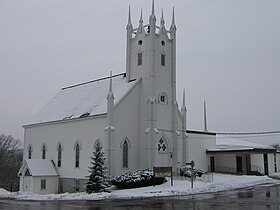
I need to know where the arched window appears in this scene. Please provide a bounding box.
[123,140,128,168]
[42,144,46,159]
[158,137,167,152]
[161,53,165,66]
[158,92,168,105]
[137,52,143,66]
[57,143,62,167]
[27,145,32,159]
[75,142,80,168]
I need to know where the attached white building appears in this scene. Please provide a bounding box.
[18,159,59,194]
[207,136,277,175]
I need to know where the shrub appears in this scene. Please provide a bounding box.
[111,169,166,189]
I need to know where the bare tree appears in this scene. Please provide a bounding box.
[271,144,280,150]
[0,134,22,190]
[0,134,20,166]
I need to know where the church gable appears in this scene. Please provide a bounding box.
[18,159,59,177]
[25,73,137,126]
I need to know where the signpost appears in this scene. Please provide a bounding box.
[186,160,195,188]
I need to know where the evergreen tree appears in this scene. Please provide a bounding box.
[85,141,110,194]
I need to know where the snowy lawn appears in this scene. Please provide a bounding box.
[0,173,279,201]
[270,173,280,179]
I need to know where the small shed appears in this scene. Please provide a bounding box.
[18,159,59,194]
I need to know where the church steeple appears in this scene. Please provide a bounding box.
[124,1,179,174]
[125,2,177,82]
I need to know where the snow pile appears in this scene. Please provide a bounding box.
[270,173,280,179]
[0,188,10,194]
[0,174,279,201]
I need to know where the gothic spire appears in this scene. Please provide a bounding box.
[204,101,208,132]
[107,71,114,100]
[109,71,113,93]
[139,8,143,24]
[151,0,155,16]
[160,9,165,26]
[126,5,133,30]
[137,8,144,33]
[172,7,175,25]
[182,88,186,107]
[150,0,156,22]
[170,7,177,31]
[181,89,187,114]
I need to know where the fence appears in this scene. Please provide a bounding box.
[197,173,214,183]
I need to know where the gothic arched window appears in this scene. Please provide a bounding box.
[158,92,168,105]
[75,142,80,168]
[42,144,46,159]
[27,145,32,159]
[138,52,143,66]
[158,137,167,152]
[122,140,129,168]
[57,143,62,167]
[161,53,165,66]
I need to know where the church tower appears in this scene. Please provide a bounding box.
[126,1,179,172]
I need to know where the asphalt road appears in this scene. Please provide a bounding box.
[1,183,280,210]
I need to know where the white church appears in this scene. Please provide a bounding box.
[18,1,278,194]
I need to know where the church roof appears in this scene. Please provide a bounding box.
[25,73,137,126]
[18,159,59,177]
[207,135,276,153]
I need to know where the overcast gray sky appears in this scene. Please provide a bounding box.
[0,0,280,144]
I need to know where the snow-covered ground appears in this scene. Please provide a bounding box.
[0,173,279,201]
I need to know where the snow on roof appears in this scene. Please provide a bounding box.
[215,135,274,150]
[19,159,59,177]
[25,73,137,125]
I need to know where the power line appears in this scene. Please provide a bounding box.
[216,131,280,135]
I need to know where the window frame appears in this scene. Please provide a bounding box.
[41,179,46,190]
[158,92,168,105]
[27,145,32,159]
[158,137,168,153]
[75,143,80,168]
[137,52,143,66]
[122,140,129,168]
[161,53,165,66]
[42,144,46,159]
[57,144,62,167]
